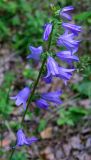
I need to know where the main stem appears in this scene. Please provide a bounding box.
[21,57,46,123]
[9,22,54,160]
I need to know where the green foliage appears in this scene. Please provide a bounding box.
[12,151,27,160]
[0,72,15,118]
[72,55,91,97]
[23,67,38,80]
[57,106,88,126]
[74,11,91,24]
[37,119,47,132]
[72,82,91,98]
[9,121,21,132]
[0,0,48,55]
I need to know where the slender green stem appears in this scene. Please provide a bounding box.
[9,149,15,160]
[9,22,54,160]
[21,57,47,123]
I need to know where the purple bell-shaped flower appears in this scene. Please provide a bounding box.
[56,50,79,64]
[35,98,49,110]
[43,23,52,41]
[57,31,80,51]
[44,56,75,83]
[60,6,74,21]
[41,90,62,104]
[16,129,38,147]
[10,87,30,110]
[44,56,59,80]
[62,23,82,36]
[27,46,43,61]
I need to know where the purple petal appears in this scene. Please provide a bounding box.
[41,90,62,104]
[60,6,74,20]
[62,6,74,12]
[10,87,30,109]
[60,13,72,21]
[59,67,75,72]
[35,99,49,110]
[57,32,80,50]
[17,87,30,102]
[43,75,52,84]
[57,66,75,81]
[56,51,79,63]
[45,56,59,79]
[62,23,82,35]
[15,97,23,106]
[27,46,43,61]
[43,23,52,41]
[16,129,28,146]
[27,137,38,145]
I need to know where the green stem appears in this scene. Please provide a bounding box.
[21,57,47,123]
[9,22,54,160]
[9,149,15,160]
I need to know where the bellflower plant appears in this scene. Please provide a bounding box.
[60,6,74,21]
[9,4,82,160]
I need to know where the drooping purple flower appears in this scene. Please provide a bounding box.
[41,90,62,104]
[44,56,59,80]
[60,6,74,21]
[43,23,52,41]
[58,66,75,83]
[44,56,75,83]
[27,46,43,61]
[56,50,79,64]
[16,129,29,146]
[35,98,49,110]
[62,23,82,35]
[57,31,80,51]
[16,129,38,147]
[10,87,30,110]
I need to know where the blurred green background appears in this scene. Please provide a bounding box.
[0,0,91,54]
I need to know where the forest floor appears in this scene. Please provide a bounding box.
[0,45,91,160]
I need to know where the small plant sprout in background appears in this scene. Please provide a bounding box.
[9,2,82,160]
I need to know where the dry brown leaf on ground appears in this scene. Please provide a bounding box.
[40,127,53,139]
[40,147,55,160]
